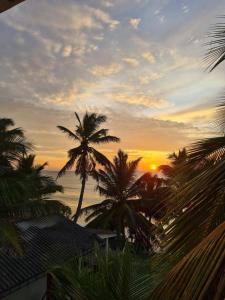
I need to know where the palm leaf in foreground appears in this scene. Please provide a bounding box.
[205,17,225,71]
[150,221,225,300]
[154,102,225,269]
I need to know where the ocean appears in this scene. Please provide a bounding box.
[45,171,102,225]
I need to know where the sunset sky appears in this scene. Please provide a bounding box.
[1,0,225,171]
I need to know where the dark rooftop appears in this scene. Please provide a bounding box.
[0,215,102,298]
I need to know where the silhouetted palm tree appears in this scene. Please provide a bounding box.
[57,112,119,222]
[0,155,70,252]
[158,148,191,189]
[0,118,30,168]
[0,119,70,252]
[135,173,169,222]
[81,150,150,245]
[17,154,64,200]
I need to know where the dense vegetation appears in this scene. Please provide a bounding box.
[0,118,70,252]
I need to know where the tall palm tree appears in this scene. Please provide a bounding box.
[57,112,119,223]
[81,150,150,246]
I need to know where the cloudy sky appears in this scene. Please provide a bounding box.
[1,0,225,171]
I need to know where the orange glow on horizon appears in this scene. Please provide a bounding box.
[35,149,169,172]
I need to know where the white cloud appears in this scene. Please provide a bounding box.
[182,5,189,14]
[129,18,141,29]
[139,73,162,84]
[123,57,139,66]
[154,9,160,15]
[102,1,114,7]
[62,45,73,57]
[142,51,156,63]
[159,15,165,23]
[90,63,122,76]
[106,91,170,109]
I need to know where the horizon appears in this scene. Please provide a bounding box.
[1,0,225,171]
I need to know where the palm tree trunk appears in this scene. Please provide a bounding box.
[73,176,86,223]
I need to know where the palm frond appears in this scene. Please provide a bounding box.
[57,126,80,141]
[150,221,225,300]
[74,112,82,127]
[58,147,82,178]
[90,136,120,144]
[0,118,14,130]
[205,18,225,71]
[89,148,111,166]
[188,136,225,163]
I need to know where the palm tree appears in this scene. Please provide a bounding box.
[0,155,71,252]
[1,154,70,219]
[0,118,31,169]
[135,173,169,223]
[13,154,71,217]
[158,148,191,190]
[57,112,119,223]
[81,150,150,246]
[0,118,70,252]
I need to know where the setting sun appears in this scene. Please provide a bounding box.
[151,164,157,171]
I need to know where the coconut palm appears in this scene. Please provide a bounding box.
[135,173,169,222]
[0,118,31,168]
[0,154,71,252]
[57,112,119,223]
[158,148,192,190]
[81,150,150,246]
[0,118,70,252]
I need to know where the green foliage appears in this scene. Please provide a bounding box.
[0,118,71,251]
[149,104,225,295]
[49,245,152,300]
[0,118,31,168]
